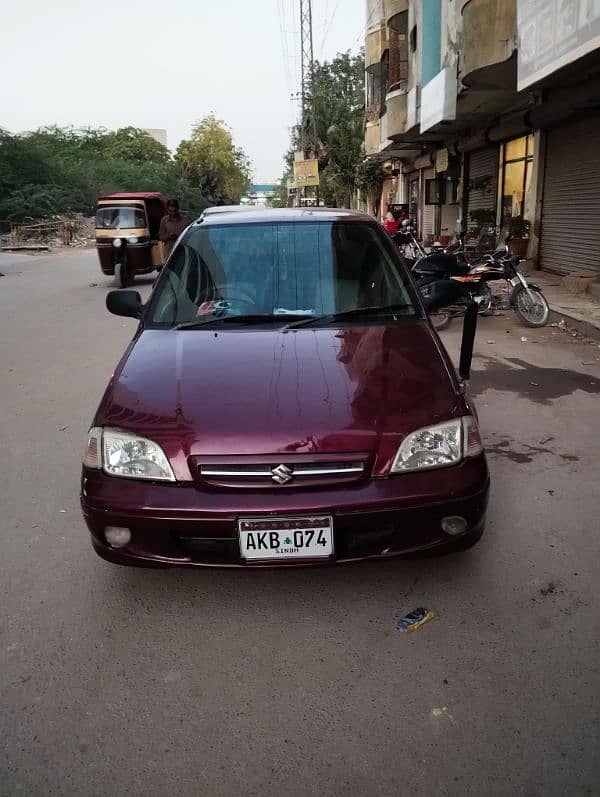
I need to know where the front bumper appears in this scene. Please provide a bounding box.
[81,457,489,567]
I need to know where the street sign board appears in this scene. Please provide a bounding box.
[293,159,320,187]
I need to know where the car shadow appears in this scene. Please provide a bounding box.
[98,544,484,622]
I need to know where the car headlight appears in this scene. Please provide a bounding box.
[128,236,138,244]
[83,427,175,481]
[391,417,483,473]
[113,238,122,248]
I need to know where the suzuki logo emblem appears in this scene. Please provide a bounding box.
[271,464,293,485]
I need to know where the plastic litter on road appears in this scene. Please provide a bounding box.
[394,608,435,632]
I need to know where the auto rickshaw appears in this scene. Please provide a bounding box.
[95,192,167,287]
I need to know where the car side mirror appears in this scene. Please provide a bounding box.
[106,290,143,319]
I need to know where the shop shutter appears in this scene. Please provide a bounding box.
[421,167,435,242]
[540,116,600,276]
[466,147,499,218]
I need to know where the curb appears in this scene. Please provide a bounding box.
[548,308,600,342]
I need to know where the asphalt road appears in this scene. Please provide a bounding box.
[1,250,599,796]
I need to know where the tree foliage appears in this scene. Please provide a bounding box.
[278,50,365,208]
[356,157,385,219]
[175,116,252,205]
[312,51,365,208]
[270,174,291,208]
[0,121,252,229]
[102,126,170,165]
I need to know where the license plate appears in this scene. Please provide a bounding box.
[238,516,333,561]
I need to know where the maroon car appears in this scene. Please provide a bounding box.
[81,209,489,567]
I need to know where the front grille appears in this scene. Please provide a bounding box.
[194,455,370,489]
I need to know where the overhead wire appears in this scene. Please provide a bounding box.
[319,0,342,59]
[317,0,331,59]
[277,0,295,96]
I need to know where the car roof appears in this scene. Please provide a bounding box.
[193,207,374,226]
[201,205,252,216]
[98,192,167,202]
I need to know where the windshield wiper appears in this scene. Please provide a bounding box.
[174,313,305,330]
[282,304,414,331]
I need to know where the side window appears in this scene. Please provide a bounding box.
[134,209,147,228]
[410,25,418,52]
[333,224,412,311]
[151,245,209,323]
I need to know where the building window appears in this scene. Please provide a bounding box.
[499,134,534,226]
[366,63,385,120]
[410,25,418,52]
[387,11,409,93]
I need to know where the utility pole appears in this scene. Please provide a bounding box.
[299,0,319,204]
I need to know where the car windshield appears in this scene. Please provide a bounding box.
[148,221,418,327]
[96,206,147,230]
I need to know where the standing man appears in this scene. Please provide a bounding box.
[159,199,190,261]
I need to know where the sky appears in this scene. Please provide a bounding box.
[0,0,365,182]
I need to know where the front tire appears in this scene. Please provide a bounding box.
[512,286,549,327]
[478,284,494,316]
[114,256,133,289]
[431,311,452,331]
[418,278,452,331]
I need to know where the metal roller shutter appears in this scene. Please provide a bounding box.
[467,147,499,219]
[540,117,600,276]
[421,168,435,242]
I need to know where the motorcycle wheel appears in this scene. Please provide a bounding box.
[478,284,494,316]
[512,286,549,327]
[114,256,132,289]
[431,311,452,331]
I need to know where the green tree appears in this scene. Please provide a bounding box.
[102,127,170,165]
[276,50,365,209]
[270,172,292,208]
[310,51,364,147]
[356,158,385,219]
[311,51,365,208]
[175,115,252,205]
[0,125,211,227]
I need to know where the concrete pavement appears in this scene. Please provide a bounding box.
[1,250,599,796]
[522,266,600,341]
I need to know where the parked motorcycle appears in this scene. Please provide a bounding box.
[413,245,550,330]
[391,224,426,266]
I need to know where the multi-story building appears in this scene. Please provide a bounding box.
[142,128,168,148]
[364,0,600,281]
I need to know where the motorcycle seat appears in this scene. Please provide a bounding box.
[412,253,470,278]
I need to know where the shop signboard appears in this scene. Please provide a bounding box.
[518,0,600,90]
[435,148,449,174]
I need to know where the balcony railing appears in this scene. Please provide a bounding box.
[461,0,517,88]
[385,0,409,25]
[382,89,408,140]
[365,121,381,156]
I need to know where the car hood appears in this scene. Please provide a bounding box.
[97,324,464,478]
